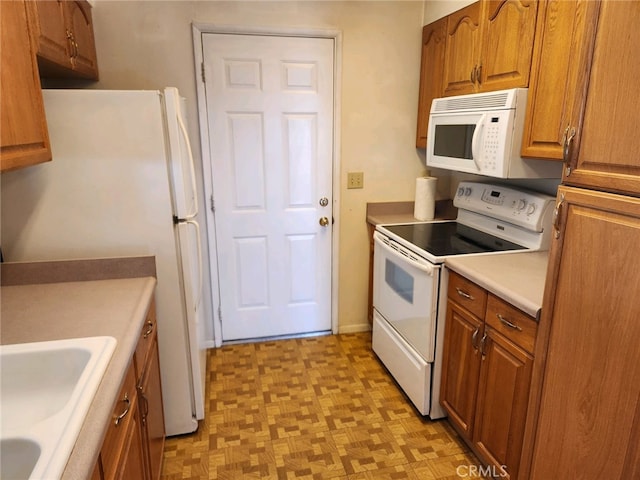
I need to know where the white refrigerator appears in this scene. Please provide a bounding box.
[0,88,207,436]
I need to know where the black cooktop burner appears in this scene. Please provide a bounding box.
[383,222,526,257]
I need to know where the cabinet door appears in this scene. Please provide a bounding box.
[521,0,589,160]
[473,328,533,480]
[64,0,99,79]
[26,0,71,69]
[139,339,166,480]
[440,300,483,437]
[118,409,147,480]
[415,18,447,148]
[478,0,538,91]
[101,366,138,480]
[443,2,482,96]
[527,186,640,479]
[565,1,640,196]
[0,0,51,172]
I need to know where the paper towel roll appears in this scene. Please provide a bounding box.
[414,176,437,221]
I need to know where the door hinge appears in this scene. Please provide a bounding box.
[210,194,215,213]
[217,305,222,323]
[201,62,206,83]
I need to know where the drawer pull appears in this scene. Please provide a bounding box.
[497,314,522,331]
[143,320,154,339]
[456,288,474,300]
[114,393,131,426]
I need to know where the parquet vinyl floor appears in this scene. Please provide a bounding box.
[160,332,484,479]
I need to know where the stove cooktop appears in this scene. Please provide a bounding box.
[381,221,527,258]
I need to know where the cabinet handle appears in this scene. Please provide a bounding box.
[138,384,149,426]
[563,126,576,175]
[66,29,74,59]
[456,287,474,300]
[143,320,154,339]
[470,66,475,83]
[471,327,480,351]
[114,392,131,426]
[553,193,565,240]
[497,314,522,331]
[479,333,487,357]
[476,64,482,84]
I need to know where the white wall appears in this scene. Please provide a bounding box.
[423,0,475,24]
[88,1,428,334]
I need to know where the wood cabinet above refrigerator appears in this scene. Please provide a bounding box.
[26,0,99,80]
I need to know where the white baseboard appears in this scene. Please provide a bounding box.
[338,323,372,334]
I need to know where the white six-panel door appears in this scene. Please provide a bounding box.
[202,33,334,341]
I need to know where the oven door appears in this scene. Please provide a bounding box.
[373,232,440,362]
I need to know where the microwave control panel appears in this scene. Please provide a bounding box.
[478,116,504,173]
[454,181,555,232]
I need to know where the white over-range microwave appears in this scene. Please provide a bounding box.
[426,88,561,179]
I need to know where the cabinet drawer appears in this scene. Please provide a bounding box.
[485,294,537,353]
[448,271,487,318]
[101,364,137,480]
[134,301,156,381]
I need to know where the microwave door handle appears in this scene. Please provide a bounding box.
[471,113,486,171]
[374,233,437,276]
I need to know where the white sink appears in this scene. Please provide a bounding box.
[0,336,116,480]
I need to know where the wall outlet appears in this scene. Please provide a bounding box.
[347,171,364,189]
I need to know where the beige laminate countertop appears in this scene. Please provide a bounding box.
[1,275,156,480]
[366,199,458,226]
[445,251,549,319]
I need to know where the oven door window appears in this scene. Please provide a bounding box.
[385,259,414,303]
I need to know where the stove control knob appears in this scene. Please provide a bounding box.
[517,199,527,211]
[464,187,472,197]
[457,187,465,197]
[527,203,537,216]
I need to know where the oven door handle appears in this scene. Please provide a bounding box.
[374,233,438,276]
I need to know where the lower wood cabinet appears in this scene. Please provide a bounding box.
[94,298,165,480]
[441,271,536,480]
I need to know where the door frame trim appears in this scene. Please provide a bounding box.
[192,23,342,347]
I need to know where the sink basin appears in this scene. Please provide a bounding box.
[0,336,116,480]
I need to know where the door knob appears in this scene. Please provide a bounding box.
[319,197,329,207]
[319,217,329,227]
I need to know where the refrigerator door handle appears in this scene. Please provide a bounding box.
[185,218,203,308]
[175,97,199,219]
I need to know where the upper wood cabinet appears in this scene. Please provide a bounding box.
[27,0,99,79]
[415,18,447,148]
[443,0,538,96]
[442,2,483,96]
[0,0,51,172]
[521,0,591,160]
[562,0,640,196]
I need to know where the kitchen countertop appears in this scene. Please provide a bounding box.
[0,258,156,480]
[445,251,549,319]
[366,199,457,226]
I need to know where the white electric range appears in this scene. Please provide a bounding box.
[372,181,555,418]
